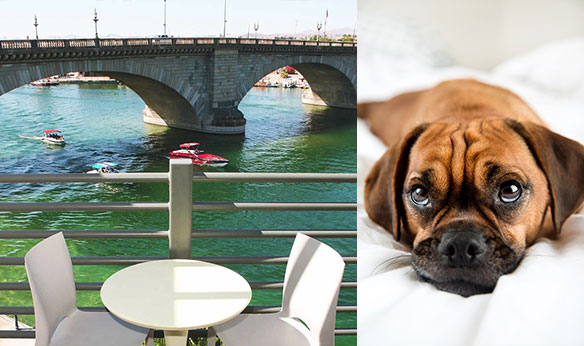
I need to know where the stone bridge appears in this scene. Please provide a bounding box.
[0,37,356,134]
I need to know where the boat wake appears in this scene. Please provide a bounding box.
[18,135,43,140]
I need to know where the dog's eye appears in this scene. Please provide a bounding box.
[499,180,522,203]
[411,185,430,206]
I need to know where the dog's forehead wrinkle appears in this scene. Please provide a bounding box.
[447,125,467,194]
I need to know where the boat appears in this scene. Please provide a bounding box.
[40,130,65,146]
[86,162,119,174]
[169,142,229,167]
[282,78,297,88]
[296,78,309,89]
[254,80,269,87]
[254,79,280,88]
[31,78,60,87]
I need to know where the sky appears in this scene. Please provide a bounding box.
[0,0,356,39]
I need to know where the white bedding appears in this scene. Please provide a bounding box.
[358,38,584,346]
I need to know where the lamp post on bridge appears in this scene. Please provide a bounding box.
[163,0,167,37]
[223,0,227,37]
[93,9,99,39]
[33,15,39,40]
[323,9,328,40]
[253,23,259,39]
[316,22,322,42]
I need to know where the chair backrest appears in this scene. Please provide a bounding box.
[281,233,346,346]
[24,232,77,346]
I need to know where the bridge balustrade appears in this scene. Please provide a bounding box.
[196,38,215,45]
[0,160,357,340]
[174,38,193,45]
[127,39,150,46]
[152,38,173,45]
[0,37,356,52]
[0,41,32,49]
[69,39,96,48]
[37,40,65,48]
[100,39,124,47]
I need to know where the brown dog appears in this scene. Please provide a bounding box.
[360,79,584,297]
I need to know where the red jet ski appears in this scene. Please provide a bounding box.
[169,142,229,167]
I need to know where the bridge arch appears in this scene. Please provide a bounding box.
[0,58,209,132]
[236,55,357,110]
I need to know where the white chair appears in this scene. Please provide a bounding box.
[211,233,346,346]
[25,232,150,346]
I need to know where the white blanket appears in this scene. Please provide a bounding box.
[358,38,584,346]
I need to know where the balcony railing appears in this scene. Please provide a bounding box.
[0,159,357,339]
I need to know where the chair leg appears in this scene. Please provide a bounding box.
[207,327,216,346]
[145,329,154,346]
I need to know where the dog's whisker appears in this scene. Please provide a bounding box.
[523,252,558,259]
[373,254,412,274]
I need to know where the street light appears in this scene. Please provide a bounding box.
[33,15,39,40]
[163,0,167,37]
[93,9,99,39]
[253,23,259,39]
[223,0,227,37]
[316,22,322,42]
[324,9,328,40]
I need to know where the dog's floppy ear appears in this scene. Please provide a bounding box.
[364,124,428,241]
[506,120,584,233]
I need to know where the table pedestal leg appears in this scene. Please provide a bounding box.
[164,329,189,346]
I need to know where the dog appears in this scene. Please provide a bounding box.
[359,79,584,297]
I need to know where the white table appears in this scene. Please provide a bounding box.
[101,259,252,346]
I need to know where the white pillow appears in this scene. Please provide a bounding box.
[358,3,453,68]
[493,36,584,97]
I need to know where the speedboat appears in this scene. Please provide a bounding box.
[87,162,119,174]
[31,78,59,86]
[41,130,65,146]
[254,80,269,87]
[169,142,229,167]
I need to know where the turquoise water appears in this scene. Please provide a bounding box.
[0,84,356,344]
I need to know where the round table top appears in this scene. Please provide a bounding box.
[100,259,252,331]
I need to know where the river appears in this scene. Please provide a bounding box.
[0,83,356,344]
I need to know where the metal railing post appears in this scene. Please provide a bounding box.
[168,159,193,259]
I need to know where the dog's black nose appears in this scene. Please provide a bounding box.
[438,231,487,268]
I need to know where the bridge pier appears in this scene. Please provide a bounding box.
[201,48,246,134]
[143,105,245,134]
[204,107,246,134]
[301,88,327,107]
